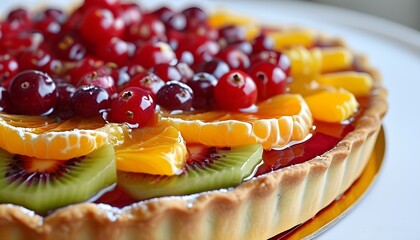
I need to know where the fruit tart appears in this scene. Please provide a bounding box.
[0,1,387,239]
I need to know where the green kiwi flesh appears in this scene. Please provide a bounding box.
[0,144,116,214]
[118,144,263,200]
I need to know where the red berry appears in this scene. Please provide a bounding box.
[82,0,119,12]
[216,46,250,70]
[33,16,62,40]
[250,50,291,76]
[77,68,117,95]
[214,70,257,110]
[182,6,207,30]
[55,34,87,61]
[0,54,19,87]
[80,8,125,44]
[0,86,10,112]
[68,57,104,86]
[18,49,63,76]
[186,72,217,110]
[52,82,76,119]
[248,62,287,100]
[126,14,166,42]
[156,81,193,111]
[164,13,186,31]
[118,3,142,27]
[133,41,176,69]
[219,25,246,45]
[72,85,110,118]
[95,37,134,66]
[251,34,274,53]
[196,59,230,79]
[126,72,164,98]
[8,70,57,115]
[152,63,182,82]
[176,35,219,69]
[109,87,156,127]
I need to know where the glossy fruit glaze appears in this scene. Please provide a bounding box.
[95,97,366,207]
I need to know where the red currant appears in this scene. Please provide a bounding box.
[109,87,156,127]
[250,50,291,76]
[213,70,257,110]
[0,54,19,87]
[52,82,76,120]
[71,85,110,118]
[251,34,274,53]
[156,81,194,111]
[118,3,142,27]
[216,46,250,70]
[8,70,57,115]
[133,41,176,69]
[218,25,246,45]
[248,62,287,100]
[55,34,87,61]
[196,59,230,79]
[77,68,117,95]
[152,63,182,82]
[125,14,166,42]
[80,8,125,44]
[125,72,164,98]
[0,86,10,112]
[95,37,134,66]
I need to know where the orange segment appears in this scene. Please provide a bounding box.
[316,71,374,97]
[115,126,187,176]
[0,114,119,160]
[158,94,312,150]
[304,90,359,123]
[268,29,316,50]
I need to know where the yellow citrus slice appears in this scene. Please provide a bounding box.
[114,126,187,176]
[316,71,374,97]
[0,114,121,160]
[158,94,312,150]
[304,89,359,123]
[268,29,316,50]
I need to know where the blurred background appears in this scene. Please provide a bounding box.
[305,0,420,31]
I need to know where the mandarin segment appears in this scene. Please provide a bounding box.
[316,71,374,97]
[320,47,354,73]
[0,114,114,160]
[159,94,313,149]
[304,90,359,123]
[115,126,187,176]
[268,29,315,50]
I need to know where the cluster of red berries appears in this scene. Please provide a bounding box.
[0,0,291,128]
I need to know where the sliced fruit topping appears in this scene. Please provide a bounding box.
[114,126,187,176]
[316,71,374,97]
[304,90,359,123]
[268,29,315,50]
[0,144,116,213]
[0,114,114,160]
[285,46,353,77]
[159,94,312,149]
[118,143,263,200]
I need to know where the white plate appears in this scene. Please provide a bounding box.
[1,0,420,239]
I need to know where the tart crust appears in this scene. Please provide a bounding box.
[0,38,387,240]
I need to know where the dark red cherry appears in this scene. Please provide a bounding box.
[8,70,57,115]
[248,62,287,100]
[80,8,125,44]
[213,70,257,110]
[133,41,176,69]
[196,59,230,79]
[152,63,182,82]
[71,85,110,118]
[125,72,164,98]
[186,72,217,110]
[109,87,156,127]
[52,82,76,119]
[156,81,194,111]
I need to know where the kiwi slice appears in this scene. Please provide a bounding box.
[118,144,263,200]
[0,144,116,214]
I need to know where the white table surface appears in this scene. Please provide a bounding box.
[1,0,420,239]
